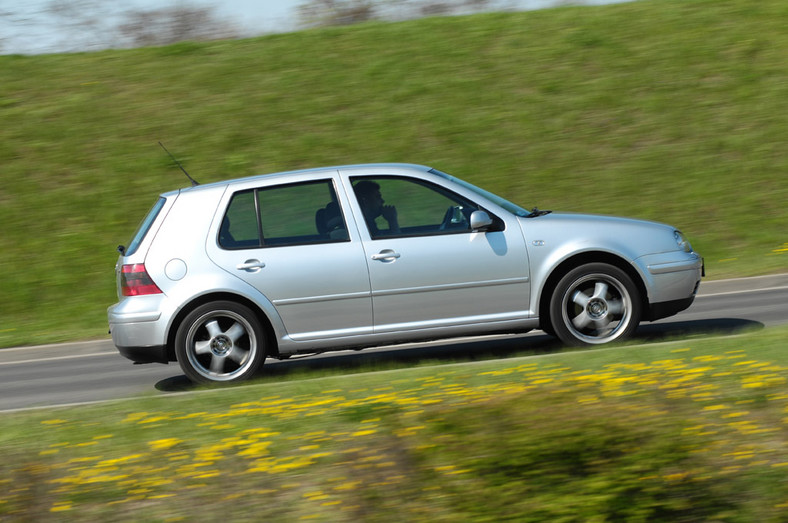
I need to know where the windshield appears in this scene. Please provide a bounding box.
[125,197,166,256]
[429,169,530,217]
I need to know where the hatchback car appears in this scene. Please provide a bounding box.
[108,164,703,383]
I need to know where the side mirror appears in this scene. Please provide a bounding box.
[470,210,494,232]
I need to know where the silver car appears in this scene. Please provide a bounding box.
[108,164,703,383]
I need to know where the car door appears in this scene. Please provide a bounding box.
[344,173,531,333]
[206,176,372,341]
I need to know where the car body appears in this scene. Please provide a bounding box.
[108,163,703,383]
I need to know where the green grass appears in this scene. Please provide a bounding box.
[1,0,787,347]
[1,326,786,520]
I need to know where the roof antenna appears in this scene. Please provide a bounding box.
[158,141,199,186]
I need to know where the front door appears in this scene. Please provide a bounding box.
[347,175,531,333]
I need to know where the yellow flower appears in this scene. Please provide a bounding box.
[148,438,183,451]
[351,429,377,437]
[50,502,72,512]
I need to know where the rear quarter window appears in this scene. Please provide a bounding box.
[125,197,166,256]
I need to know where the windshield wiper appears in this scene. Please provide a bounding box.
[525,207,552,218]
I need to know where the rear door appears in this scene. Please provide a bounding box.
[206,175,372,341]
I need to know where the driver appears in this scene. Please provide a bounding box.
[354,181,400,236]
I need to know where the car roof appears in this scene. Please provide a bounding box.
[161,163,434,198]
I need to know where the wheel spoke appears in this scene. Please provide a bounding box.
[572,310,592,330]
[572,290,591,308]
[205,320,223,338]
[210,354,225,374]
[592,282,609,300]
[194,340,212,355]
[591,317,612,333]
[225,321,247,343]
[607,299,625,316]
[226,345,249,365]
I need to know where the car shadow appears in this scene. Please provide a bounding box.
[154,333,559,392]
[154,317,764,392]
[635,317,764,341]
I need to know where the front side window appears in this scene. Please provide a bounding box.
[350,176,486,240]
[219,180,347,249]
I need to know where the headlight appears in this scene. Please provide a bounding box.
[673,230,692,253]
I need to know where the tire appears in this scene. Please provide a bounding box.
[549,263,641,346]
[540,323,556,337]
[175,301,266,384]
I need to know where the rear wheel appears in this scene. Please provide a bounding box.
[549,263,641,346]
[175,301,266,384]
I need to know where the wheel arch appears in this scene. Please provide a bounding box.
[537,251,649,332]
[165,292,279,361]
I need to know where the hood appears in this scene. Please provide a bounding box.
[518,212,681,257]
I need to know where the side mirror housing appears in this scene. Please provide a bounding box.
[470,210,494,232]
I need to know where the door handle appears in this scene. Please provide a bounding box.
[371,250,401,262]
[236,259,266,271]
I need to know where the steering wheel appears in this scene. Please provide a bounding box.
[439,205,468,231]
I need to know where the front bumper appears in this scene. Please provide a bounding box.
[646,295,697,322]
[116,344,169,364]
[636,251,703,321]
[636,251,703,302]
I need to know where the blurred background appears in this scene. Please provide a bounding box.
[1,0,633,54]
[0,0,786,347]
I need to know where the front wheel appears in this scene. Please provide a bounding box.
[549,263,641,346]
[175,301,266,384]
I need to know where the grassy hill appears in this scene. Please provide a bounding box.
[1,0,786,347]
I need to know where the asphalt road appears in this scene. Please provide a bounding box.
[1,274,786,413]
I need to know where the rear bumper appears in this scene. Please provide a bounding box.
[108,295,173,364]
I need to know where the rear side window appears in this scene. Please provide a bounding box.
[125,197,166,256]
[219,180,347,249]
[220,191,261,249]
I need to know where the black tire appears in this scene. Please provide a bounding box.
[175,301,266,384]
[549,263,641,346]
[540,322,556,337]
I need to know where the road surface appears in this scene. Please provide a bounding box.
[1,274,786,412]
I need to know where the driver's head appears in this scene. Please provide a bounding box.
[354,181,384,217]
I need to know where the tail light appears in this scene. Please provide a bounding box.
[121,264,162,296]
